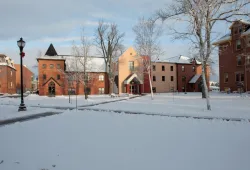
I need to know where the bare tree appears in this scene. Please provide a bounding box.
[133,17,164,99]
[156,0,250,110]
[94,20,125,94]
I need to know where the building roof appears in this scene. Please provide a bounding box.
[0,54,16,70]
[214,19,250,45]
[161,55,201,64]
[45,44,58,56]
[189,74,201,83]
[65,56,106,73]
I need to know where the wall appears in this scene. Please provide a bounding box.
[38,59,66,96]
[152,62,177,92]
[219,21,250,92]
[0,65,16,94]
[15,64,34,92]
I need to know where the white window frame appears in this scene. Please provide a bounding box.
[99,75,104,81]
[98,88,104,94]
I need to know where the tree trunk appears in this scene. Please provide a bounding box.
[109,79,113,94]
[201,65,207,98]
[148,71,154,100]
[84,86,88,100]
[202,64,211,110]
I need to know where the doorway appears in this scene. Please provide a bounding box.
[48,81,55,96]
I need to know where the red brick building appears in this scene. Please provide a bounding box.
[0,54,16,94]
[15,64,34,93]
[37,44,108,96]
[213,20,250,92]
[166,56,210,92]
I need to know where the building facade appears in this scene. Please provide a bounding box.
[15,64,34,93]
[151,62,177,93]
[0,54,16,94]
[165,56,210,92]
[37,44,109,96]
[213,20,250,92]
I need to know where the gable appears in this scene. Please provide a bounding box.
[42,77,61,86]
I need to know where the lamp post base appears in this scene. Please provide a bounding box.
[18,103,27,111]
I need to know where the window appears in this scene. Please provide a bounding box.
[56,64,61,69]
[239,26,243,33]
[224,73,228,83]
[43,74,46,80]
[171,76,174,81]
[162,65,165,71]
[42,64,46,69]
[153,65,156,71]
[236,40,241,50]
[153,76,156,81]
[99,75,104,81]
[247,56,250,65]
[98,88,104,94]
[10,70,12,76]
[152,87,156,93]
[11,82,13,88]
[129,61,134,71]
[182,76,186,82]
[192,66,195,72]
[236,73,245,82]
[162,76,165,81]
[0,68,2,72]
[170,66,173,71]
[247,36,250,47]
[57,75,60,80]
[50,64,54,69]
[237,56,242,66]
[182,66,185,72]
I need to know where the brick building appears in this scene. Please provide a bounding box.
[151,62,177,93]
[37,44,109,96]
[15,64,34,93]
[164,56,210,92]
[0,54,16,94]
[213,19,250,92]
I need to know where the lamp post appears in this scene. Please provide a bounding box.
[17,37,27,111]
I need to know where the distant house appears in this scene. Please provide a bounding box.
[14,64,34,93]
[213,19,250,92]
[0,54,16,94]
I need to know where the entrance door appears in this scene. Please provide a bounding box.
[48,81,55,96]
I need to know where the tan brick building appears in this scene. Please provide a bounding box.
[0,54,16,94]
[15,64,34,93]
[151,62,177,93]
[213,20,250,92]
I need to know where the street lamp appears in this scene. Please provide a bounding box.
[17,37,27,111]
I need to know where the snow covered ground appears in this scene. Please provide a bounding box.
[0,105,60,120]
[0,110,250,170]
[88,92,250,120]
[0,94,130,108]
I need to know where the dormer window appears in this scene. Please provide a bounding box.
[236,40,241,50]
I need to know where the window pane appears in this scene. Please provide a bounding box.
[241,73,244,82]
[182,66,185,71]
[153,76,156,81]
[171,76,174,81]
[57,64,61,69]
[237,56,242,65]
[224,73,228,82]
[50,64,54,68]
[236,73,240,82]
[129,61,134,71]
[99,75,104,81]
[162,76,165,81]
[170,66,173,71]
[153,65,156,71]
[42,64,46,68]
[162,65,165,71]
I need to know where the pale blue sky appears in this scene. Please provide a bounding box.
[0,0,235,80]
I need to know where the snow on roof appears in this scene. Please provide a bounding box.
[239,19,250,25]
[212,33,231,45]
[189,74,201,83]
[65,56,106,72]
[0,54,16,70]
[242,28,250,36]
[37,55,66,60]
[163,55,201,64]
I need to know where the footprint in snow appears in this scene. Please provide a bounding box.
[0,160,3,164]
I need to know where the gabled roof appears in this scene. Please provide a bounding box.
[124,73,143,84]
[45,44,58,56]
[42,77,61,86]
[0,54,16,70]
[212,33,232,45]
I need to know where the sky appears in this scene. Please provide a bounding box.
[0,0,235,81]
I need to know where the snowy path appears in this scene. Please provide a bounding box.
[1,110,250,170]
